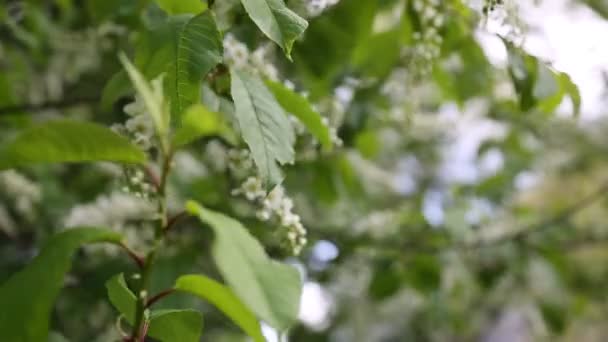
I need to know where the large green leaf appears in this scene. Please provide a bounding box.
[239,0,308,56]
[186,201,302,331]
[147,309,203,342]
[166,12,222,118]
[106,274,203,342]
[230,69,295,190]
[0,228,122,342]
[155,0,207,14]
[175,274,265,342]
[265,80,332,151]
[0,120,146,170]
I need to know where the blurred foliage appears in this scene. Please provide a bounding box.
[2,0,608,341]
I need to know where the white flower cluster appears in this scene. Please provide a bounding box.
[302,0,341,17]
[120,167,157,200]
[112,96,157,152]
[223,34,279,80]
[232,176,307,255]
[482,0,504,15]
[64,191,156,253]
[0,170,41,217]
[227,147,307,255]
[410,0,445,77]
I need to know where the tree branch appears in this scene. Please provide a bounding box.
[0,96,100,116]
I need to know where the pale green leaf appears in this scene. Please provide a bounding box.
[105,273,137,323]
[148,309,203,342]
[166,12,222,118]
[186,201,302,331]
[230,69,295,190]
[240,0,308,56]
[560,72,581,116]
[0,120,146,170]
[172,104,236,148]
[0,228,122,342]
[119,53,170,143]
[265,80,332,150]
[175,274,265,342]
[106,274,203,342]
[155,0,207,15]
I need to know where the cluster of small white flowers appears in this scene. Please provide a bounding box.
[409,0,445,78]
[223,34,279,80]
[322,116,343,147]
[482,0,504,15]
[120,167,157,200]
[232,176,308,255]
[112,96,157,152]
[110,92,161,200]
[0,170,41,217]
[64,191,156,253]
[227,148,255,179]
[302,0,341,17]
[227,147,307,255]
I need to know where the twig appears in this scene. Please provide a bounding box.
[145,288,175,308]
[164,211,188,233]
[119,242,145,269]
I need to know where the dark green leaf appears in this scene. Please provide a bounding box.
[231,69,295,190]
[155,0,207,15]
[0,228,122,342]
[175,274,265,342]
[0,120,146,170]
[186,201,302,331]
[265,80,332,150]
[239,0,308,56]
[166,12,222,118]
[100,70,131,112]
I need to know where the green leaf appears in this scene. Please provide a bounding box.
[265,80,332,151]
[119,53,170,145]
[166,12,222,118]
[230,69,295,190]
[106,274,203,342]
[172,104,235,148]
[0,228,122,342]
[560,72,581,116]
[175,274,265,342]
[239,0,308,57]
[148,309,203,342]
[100,70,131,112]
[186,201,302,331]
[105,273,137,323]
[0,120,146,170]
[48,332,70,342]
[155,0,207,15]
